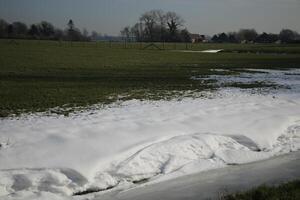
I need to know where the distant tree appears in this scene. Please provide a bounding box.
[269,33,280,43]
[140,10,158,41]
[131,23,144,42]
[82,28,89,37]
[120,26,131,41]
[255,32,279,43]
[72,29,84,41]
[166,11,184,42]
[211,33,229,43]
[53,28,64,40]
[38,21,55,38]
[91,31,99,41]
[127,10,188,43]
[0,19,8,38]
[7,24,14,38]
[180,29,191,42]
[66,19,81,41]
[11,21,28,37]
[67,19,74,41]
[155,10,167,41]
[67,19,74,31]
[237,29,258,42]
[82,28,90,41]
[211,34,219,43]
[279,29,299,43]
[28,24,40,39]
[218,33,229,43]
[228,32,238,43]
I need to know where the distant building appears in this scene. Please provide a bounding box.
[190,34,206,43]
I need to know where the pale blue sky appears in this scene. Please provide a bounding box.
[0,0,299,35]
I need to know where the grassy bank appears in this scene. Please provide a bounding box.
[223,180,300,200]
[1,39,300,117]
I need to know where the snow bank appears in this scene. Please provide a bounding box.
[0,69,300,199]
[93,133,269,184]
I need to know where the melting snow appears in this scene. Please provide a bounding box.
[173,49,223,53]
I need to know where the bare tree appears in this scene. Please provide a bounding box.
[125,10,188,42]
[131,23,143,42]
[151,10,166,41]
[82,28,89,37]
[166,12,184,41]
[120,26,131,41]
[91,31,99,41]
[140,10,159,41]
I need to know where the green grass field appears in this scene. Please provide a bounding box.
[1,39,300,117]
[223,180,300,200]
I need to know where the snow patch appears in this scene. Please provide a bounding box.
[0,169,87,198]
[172,49,223,53]
[193,68,300,93]
[200,49,223,53]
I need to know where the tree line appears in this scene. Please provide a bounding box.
[1,10,300,44]
[211,29,300,44]
[0,19,91,41]
[120,10,300,44]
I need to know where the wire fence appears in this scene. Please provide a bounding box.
[0,38,224,51]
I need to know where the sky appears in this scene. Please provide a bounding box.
[0,0,300,36]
